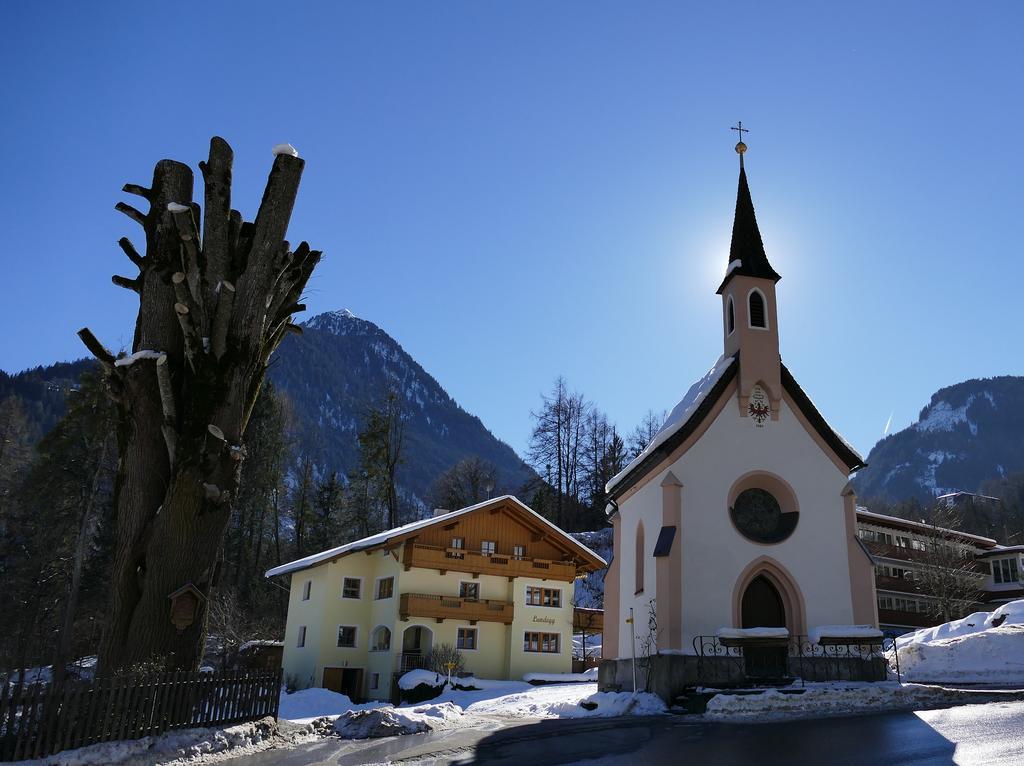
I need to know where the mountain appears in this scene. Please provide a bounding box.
[853,376,1024,503]
[265,309,536,504]
[0,359,95,442]
[0,310,536,507]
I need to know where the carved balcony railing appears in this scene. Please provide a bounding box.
[399,592,515,625]
[402,543,577,581]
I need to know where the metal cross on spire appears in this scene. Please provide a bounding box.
[731,121,749,167]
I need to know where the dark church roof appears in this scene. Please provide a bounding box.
[717,165,781,294]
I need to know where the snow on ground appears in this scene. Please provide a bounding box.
[459,683,664,719]
[703,682,1010,722]
[895,600,1024,684]
[281,676,662,740]
[5,656,97,687]
[278,687,389,724]
[9,717,306,766]
[523,669,598,684]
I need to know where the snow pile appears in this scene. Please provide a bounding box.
[12,717,289,766]
[545,691,667,718]
[334,702,465,739]
[808,625,883,644]
[607,355,735,492]
[463,682,663,719]
[895,600,1024,684]
[704,683,975,722]
[725,258,742,277]
[523,669,598,684]
[716,627,789,640]
[278,687,388,724]
[397,669,445,691]
[167,202,190,213]
[114,350,164,368]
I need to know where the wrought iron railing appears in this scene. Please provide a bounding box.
[692,634,900,686]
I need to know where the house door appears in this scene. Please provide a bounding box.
[323,667,364,701]
[740,575,788,680]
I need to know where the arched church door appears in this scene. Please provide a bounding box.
[739,575,788,680]
[741,575,785,628]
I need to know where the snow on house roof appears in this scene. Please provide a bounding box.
[606,354,736,494]
[855,508,999,548]
[265,495,607,578]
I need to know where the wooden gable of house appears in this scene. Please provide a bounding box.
[392,497,603,582]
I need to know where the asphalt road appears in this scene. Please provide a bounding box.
[230,701,1024,765]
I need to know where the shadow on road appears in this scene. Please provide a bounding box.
[458,712,960,766]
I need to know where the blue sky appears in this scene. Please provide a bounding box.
[2,2,1022,462]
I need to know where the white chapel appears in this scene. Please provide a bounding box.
[602,136,878,659]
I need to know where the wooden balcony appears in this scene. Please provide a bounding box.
[874,575,918,594]
[403,543,577,582]
[399,592,515,625]
[573,607,604,633]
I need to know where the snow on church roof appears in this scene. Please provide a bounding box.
[264,495,607,578]
[606,354,737,494]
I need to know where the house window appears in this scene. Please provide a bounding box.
[448,537,465,559]
[457,627,478,650]
[337,626,357,648]
[481,540,496,556]
[376,577,394,600]
[301,581,311,601]
[342,577,361,599]
[524,632,560,653]
[994,558,1020,584]
[526,586,561,607]
[370,626,391,651]
[748,289,766,328]
[512,545,526,560]
[370,673,380,691]
[460,582,480,600]
[297,626,307,648]
[727,296,735,335]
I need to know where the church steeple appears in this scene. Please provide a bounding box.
[718,127,782,422]
[717,143,780,295]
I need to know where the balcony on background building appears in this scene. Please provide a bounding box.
[399,592,515,624]
[402,543,577,581]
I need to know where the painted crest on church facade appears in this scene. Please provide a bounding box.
[748,384,771,427]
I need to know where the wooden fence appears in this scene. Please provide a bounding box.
[0,668,282,761]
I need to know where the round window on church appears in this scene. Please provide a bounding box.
[730,488,798,544]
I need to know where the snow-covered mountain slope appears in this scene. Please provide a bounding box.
[571,528,612,608]
[269,310,536,505]
[854,376,1024,503]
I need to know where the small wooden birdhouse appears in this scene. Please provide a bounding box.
[167,583,206,634]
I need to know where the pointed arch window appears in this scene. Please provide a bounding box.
[727,296,736,335]
[635,521,645,594]
[748,289,767,329]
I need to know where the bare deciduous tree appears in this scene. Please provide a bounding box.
[914,505,985,623]
[79,137,321,674]
[428,457,497,511]
[529,377,589,527]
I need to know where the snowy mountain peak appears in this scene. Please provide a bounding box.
[303,309,363,336]
[854,376,1024,502]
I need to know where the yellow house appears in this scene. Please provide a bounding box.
[266,495,607,701]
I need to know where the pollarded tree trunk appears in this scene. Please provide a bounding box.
[81,138,320,674]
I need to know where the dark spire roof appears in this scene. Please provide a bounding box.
[717,164,781,293]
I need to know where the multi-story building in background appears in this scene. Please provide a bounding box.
[856,508,1023,636]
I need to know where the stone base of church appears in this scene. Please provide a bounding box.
[599,653,890,703]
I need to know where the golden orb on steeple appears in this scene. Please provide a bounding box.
[735,141,747,155]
